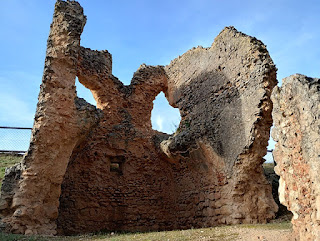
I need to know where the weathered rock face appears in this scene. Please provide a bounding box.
[162,27,278,226]
[272,74,320,241]
[57,63,172,234]
[0,1,100,235]
[0,0,278,235]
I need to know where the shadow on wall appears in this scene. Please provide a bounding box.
[56,70,246,234]
[165,70,244,175]
[0,0,280,234]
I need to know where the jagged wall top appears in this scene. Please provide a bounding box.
[164,26,277,174]
[0,0,278,236]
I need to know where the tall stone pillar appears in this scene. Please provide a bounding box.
[272,74,320,241]
[0,1,99,235]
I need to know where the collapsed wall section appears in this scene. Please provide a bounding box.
[272,74,320,241]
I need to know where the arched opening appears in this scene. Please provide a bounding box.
[75,77,97,106]
[151,92,181,134]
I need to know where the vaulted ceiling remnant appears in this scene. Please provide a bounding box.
[0,0,278,235]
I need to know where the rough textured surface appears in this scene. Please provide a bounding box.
[263,163,292,220]
[57,26,277,234]
[57,63,173,234]
[163,27,278,226]
[0,0,278,235]
[272,74,320,241]
[0,1,100,235]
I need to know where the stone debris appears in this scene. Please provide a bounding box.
[0,0,280,236]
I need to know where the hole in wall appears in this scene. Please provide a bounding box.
[109,156,125,175]
[110,162,121,173]
[75,77,97,106]
[264,137,275,163]
[151,92,181,134]
[263,125,293,221]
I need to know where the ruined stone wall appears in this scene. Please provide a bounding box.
[57,27,278,234]
[0,1,102,235]
[272,74,320,241]
[0,0,278,235]
[163,27,278,226]
[57,64,178,234]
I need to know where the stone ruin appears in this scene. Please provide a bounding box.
[0,1,318,240]
[272,74,320,241]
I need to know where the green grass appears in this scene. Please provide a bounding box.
[0,232,51,241]
[92,228,238,241]
[0,154,23,186]
[263,162,275,175]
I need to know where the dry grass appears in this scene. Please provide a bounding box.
[0,222,293,241]
[0,226,238,241]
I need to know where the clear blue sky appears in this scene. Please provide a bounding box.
[1,0,319,160]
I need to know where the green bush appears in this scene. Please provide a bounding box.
[0,154,22,185]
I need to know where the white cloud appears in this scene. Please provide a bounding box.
[0,70,41,127]
[151,92,181,134]
[0,93,35,127]
[156,115,163,132]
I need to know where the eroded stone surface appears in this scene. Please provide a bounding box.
[0,1,100,235]
[57,26,278,234]
[272,74,320,241]
[0,0,278,235]
[162,27,278,226]
[57,63,172,234]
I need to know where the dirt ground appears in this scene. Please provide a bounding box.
[231,227,292,241]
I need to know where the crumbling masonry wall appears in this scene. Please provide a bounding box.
[0,0,278,235]
[272,74,320,241]
[162,28,278,227]
[0,1,99,235]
